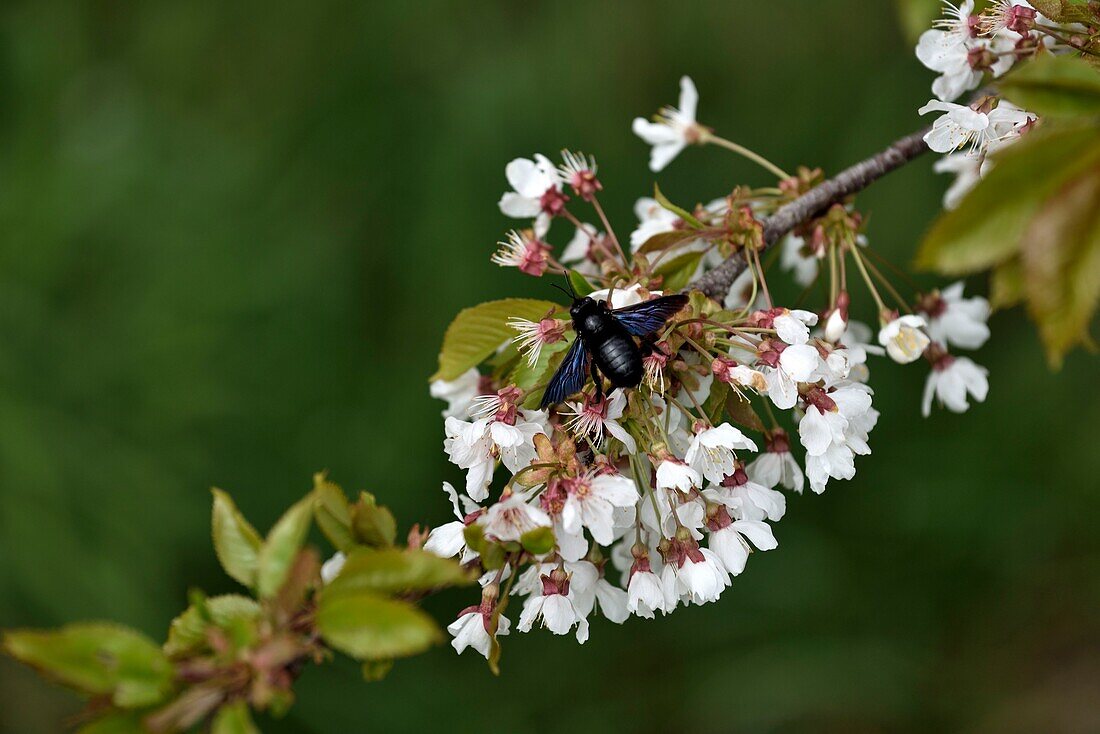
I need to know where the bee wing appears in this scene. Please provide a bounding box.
[540,336,589,408]
[611,294,689,337]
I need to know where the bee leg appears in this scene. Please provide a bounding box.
[638,334,657,358]
[590,359,604,402]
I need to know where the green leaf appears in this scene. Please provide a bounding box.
[520,526,555,555]
[361,659,394,682]
[509,336,570,393]
[164,595,261,657]
[1029,0,1099,23]
[725,394,766,433]
[917,125,1100,275]
[653,251,704,291]
[210,489,263,589]
[894,0,942,44]
[653,184,704,229]
[1000,55,1100,117]
[76,712,147,734]
[351,491,397,548]
[316,591,442,661]
[431,298,560,382]
[256,496,314,598]
[990,257,1025,310]
[4,623,173,708]
[324,547,472,597]
[703,378,730,426]
[1020,163,1100,366]
[636,228,702,255]
[567,270,596,296]
[462,524,487,553]
[211,701,260,734]
[312,473,355,552]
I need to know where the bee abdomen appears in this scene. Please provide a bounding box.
[596,335,642,388]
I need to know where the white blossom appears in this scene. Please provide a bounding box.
[498,154,563,237]
[684,423,758,484]
[627,567,666,619]
[919,99,1034,156]
[878,315,931,364]
[762,343,820,409]
[708,517,777,576]
[430,368,481,419]
[661,545,729,607]
[655,457,702,491]
[774,309,819,346]
[934,153,983,209]
[921,282,991,350]
[448,610,510,658]
[923,356,989,416]
[562,391,637,454]
[780,235,819,287]
[424,482,480,562]
[560,472,638,547]
[482,490,551,542]
[748,448,805,494]
[632,76,703,171]
[799,385,878,494]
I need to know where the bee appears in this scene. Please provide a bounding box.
[541,282,688,408]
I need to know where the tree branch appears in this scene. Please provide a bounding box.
[685,127,931,299]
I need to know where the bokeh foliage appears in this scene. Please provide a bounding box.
[1,1,1098,732]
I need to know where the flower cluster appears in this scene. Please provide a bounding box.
[422,75,993,661]
[915,0,1087,208]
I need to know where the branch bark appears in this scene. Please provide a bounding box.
[684,127,932,299]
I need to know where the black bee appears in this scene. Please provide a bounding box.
[541,284,688,408]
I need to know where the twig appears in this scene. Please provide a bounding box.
[684,127,931,298]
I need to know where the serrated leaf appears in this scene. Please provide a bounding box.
[211,701,260,734]
[519,526,555,555]
[256,496,313,598]
[1000,55,1100,117]
[654,251,704,291]
[917,125,1100,275]
[312,474,355,552]
[990,257,1025,310]
[324,547,472,597]
[210,489,263,589]
[3,624,173,709]
[725,394,766,433]
[567,270,596,296]
[431,299,560,381]
[164,595,262,657]
[636,228,702,255]
[351,491,397,548]
[1020,163,1100,365]
[654,184,704,229]
[316,591,442,661]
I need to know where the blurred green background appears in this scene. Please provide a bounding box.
[2,1,1098,732]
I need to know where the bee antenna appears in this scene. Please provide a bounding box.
[562,271,577,297]
[550,282,573,300]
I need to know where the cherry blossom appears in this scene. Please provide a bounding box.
[632,76,704,171]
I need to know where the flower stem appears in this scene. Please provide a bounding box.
[848,243,887,315]
[590,195,630,268]
[705,134,790,179]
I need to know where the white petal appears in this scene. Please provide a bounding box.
[678,75,699,121]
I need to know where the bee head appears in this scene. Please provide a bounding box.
[569,296,597,320]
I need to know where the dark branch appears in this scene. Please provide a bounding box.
[685,127,931,299]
